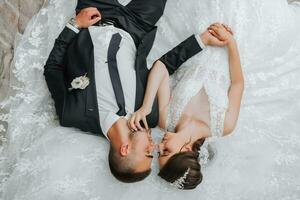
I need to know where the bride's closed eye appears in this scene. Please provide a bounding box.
[158,148,170,157]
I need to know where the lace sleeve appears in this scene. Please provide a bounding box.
[204,69,230,137]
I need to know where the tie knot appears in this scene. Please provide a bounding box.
[108,33,122,59]
[112,33,122,44]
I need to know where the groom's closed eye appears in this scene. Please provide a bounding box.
[145,151,154,158]
[145,154,154,158]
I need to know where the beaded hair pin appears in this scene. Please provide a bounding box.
[170,168,191,189]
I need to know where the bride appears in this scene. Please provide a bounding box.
[129,23,244,189]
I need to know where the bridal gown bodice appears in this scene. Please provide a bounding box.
[1,0,300,199]
[165,64,230,138]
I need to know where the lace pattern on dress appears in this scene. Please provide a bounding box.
[166,63,230,137]
[204,69,230,137]
[166,65,207,132]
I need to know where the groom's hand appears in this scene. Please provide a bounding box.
[76,7,101,28]
[129,107,150,131]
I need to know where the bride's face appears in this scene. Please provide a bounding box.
[158,132,192,168]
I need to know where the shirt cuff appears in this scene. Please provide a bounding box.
[194,34,206,50]
[100,112,120,140]
[66,23,80,34]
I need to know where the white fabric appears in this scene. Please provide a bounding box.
[1,0,300,199]
[194,34,206,50]
[66,23,80,34]
[165,63,229,137]
[89,25,137,138]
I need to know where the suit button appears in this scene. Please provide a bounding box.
[88,108,94,112]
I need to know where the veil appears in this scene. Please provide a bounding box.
[1,0,300,199]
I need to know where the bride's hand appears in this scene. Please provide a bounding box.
[201,30,228,47]
[76,7,102,28]
[208,23,235,45]
[128,107,151,131]
[222,24,234,35]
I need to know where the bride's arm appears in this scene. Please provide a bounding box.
[129,60,170,131]
[209,24,244,136]
[223,39,244,136]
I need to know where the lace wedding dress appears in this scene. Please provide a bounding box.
[1,0,300,199]
[164,60,230,137]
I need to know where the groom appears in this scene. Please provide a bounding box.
[44,0,225,183]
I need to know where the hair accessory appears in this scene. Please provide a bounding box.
[199,144,210,165]
[170,168,190,189]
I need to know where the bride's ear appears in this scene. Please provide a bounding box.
[184,145,193,152]
[120,144,131,156]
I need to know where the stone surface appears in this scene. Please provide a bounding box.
[0,0,47,145]
[0,0,47,101]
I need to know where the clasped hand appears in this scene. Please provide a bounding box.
[201,23,235,47]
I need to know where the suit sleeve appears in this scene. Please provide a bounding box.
[44,27,78,122]
[159,35,203,75]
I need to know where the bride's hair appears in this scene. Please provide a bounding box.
[158,138,205,189]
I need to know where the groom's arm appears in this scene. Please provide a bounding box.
[44,9,101,122]
[44,27,78,120]
[158,34,205,75]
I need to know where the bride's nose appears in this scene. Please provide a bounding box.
[164,132,173,140]
[158,143,164,151]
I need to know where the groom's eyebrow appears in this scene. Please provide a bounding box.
[128,130,137,137]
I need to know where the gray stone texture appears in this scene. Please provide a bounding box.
[0,0,47,100]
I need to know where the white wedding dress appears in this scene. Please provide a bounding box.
[164,60,230,137]
[1,0,300,199]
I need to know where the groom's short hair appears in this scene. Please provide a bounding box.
[108,145,151,183]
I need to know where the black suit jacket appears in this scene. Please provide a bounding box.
[44,1,203,136]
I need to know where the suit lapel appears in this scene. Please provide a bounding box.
[69,29,99,118]
[83,29,100,118]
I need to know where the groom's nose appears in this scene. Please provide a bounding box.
[149,143,156,152]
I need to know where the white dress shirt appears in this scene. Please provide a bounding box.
[89,25,137,139]
[67,23,206,139]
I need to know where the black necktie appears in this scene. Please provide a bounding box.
[107,33,127,116]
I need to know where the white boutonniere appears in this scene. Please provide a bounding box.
[69,73,90,91]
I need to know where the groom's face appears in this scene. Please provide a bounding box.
[130,129,155,172]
